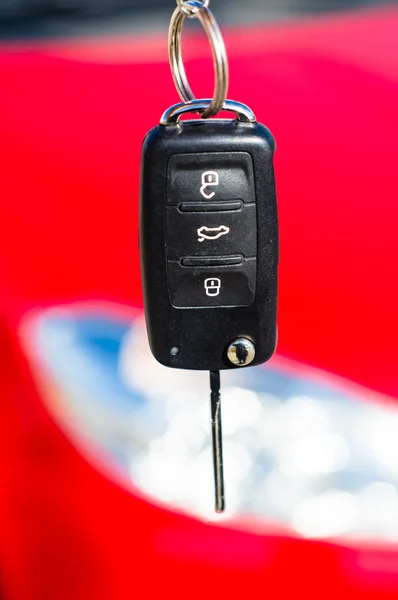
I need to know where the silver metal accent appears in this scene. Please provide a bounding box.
[160,99,256,125]
[176,0,210,17]
[169,0,228,118]
[210,371,224,513]
[227,338,256,367]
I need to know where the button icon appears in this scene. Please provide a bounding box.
[204,278,221,297]
[200,171,219,199]
[197,225,230,242]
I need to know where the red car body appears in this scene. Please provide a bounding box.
[0,5,397,598]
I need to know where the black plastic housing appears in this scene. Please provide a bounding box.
[140,118,278,370]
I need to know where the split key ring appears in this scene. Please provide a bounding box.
[169,0,229,118]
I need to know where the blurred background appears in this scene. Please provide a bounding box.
[1,0,398,598]
[0,0,397,36]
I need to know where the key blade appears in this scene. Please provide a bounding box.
[210,370,225,513]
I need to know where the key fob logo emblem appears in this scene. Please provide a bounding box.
[204,278,221,297]
[200,170,219,199]
[197,225,230,242]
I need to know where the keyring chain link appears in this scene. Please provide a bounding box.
[169,0,229,117]
[176,0,210,18]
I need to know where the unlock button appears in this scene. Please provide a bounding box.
[200,171,219,199]
[168,152,255,204]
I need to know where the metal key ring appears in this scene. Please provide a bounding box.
[160,99,256,125]
[176,0,210,17]
[169,0,229,119]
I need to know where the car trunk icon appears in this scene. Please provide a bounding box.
[197,225,230,242]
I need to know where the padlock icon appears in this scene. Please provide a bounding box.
[200,171,219,199]
[204,278,221,297]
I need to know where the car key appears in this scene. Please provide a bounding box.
[139,0,279,512]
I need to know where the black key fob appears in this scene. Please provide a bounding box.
[140,100,278,371]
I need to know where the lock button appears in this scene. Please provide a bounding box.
[205,277,222,296]
[167,152,256,205]
[167,258,256,308]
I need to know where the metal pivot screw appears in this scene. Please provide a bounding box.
[227,338,256,367]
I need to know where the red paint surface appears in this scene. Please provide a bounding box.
[0,6,398,598]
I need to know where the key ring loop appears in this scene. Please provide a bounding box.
[160,99,256,125]
[176,0,210,17]
[169,0,229,119]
